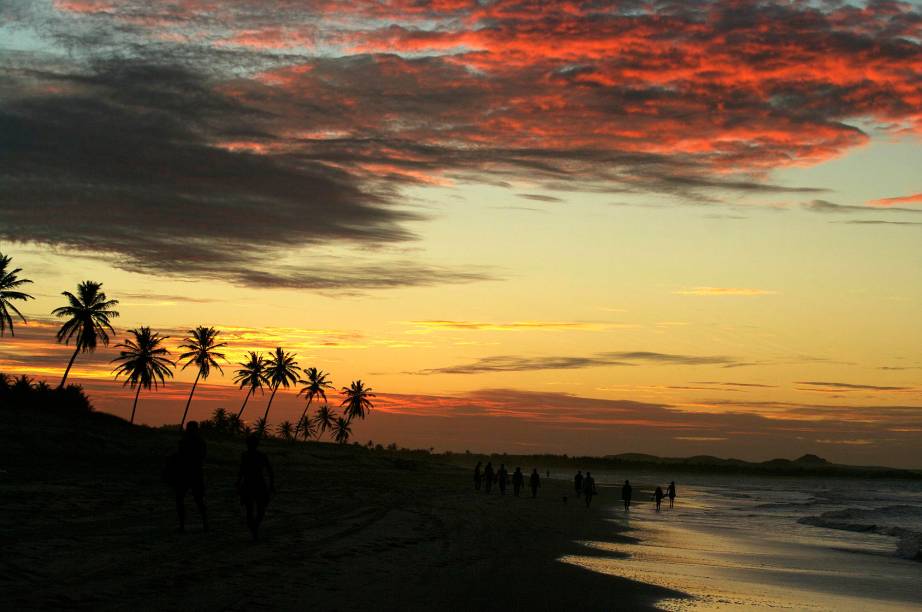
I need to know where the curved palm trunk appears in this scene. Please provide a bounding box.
[129,384,142,424]
[180,370,203,427]
[59,345,81,388]
[236,387,253,419]
[262,383,280,426]
[298,396,314,439]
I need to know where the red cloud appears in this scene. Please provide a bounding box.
[37,0,922,195]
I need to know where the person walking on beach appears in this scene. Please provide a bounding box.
[474,462,483,491]
[498,464,508,495]
[622,480,632,511]
[574,470,584,498]
[583,472,596,508]
[237,434,274,541]
[654,485,665,511]
[483,462,495,494]
[530,468,541,498]
[512,467,524,497]
[169,421,208,532]
[667,481,677,509]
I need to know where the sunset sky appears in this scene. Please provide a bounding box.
[2,0,921,467]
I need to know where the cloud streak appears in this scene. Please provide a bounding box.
[415,351,737,374]
[803,200,922,215]
[407,320,613,332]
[869,193,922,206]
[797,381,916,392]
[674,287,778,297]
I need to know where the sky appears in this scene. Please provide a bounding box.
[1,0,921,467]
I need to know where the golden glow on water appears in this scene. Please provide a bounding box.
[560,516,921,611]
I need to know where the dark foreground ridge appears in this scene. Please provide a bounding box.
[0,396,681,610]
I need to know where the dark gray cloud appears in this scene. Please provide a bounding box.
[516,193,563,202]
[414,351,736,374]
[0,58,491,290]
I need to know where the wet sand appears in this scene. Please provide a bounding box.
[0,409,679,610]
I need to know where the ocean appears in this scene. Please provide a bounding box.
[560,472,922,610]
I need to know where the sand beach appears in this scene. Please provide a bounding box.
[0,408,679,611]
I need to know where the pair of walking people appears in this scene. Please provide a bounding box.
[165,422,274,540]
[573,471,597,507]
[654,481,677,511]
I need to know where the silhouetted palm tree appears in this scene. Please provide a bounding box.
[254,416,268,438]
[296,414,316,439]
[277,420,294,441]
[312,403,336,438]
[53,281,120,387]
[340,380,374,422]
[261,347,299,427]
[233,351,267,419]
[111,327,174,424]
[211,407,229,432]
[178,326,227,427]
[0,252,35,337]
[297,367,333,439]
[332,415,352,444]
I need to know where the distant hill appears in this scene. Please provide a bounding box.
[447,450,920,479]
[591,451,916,478]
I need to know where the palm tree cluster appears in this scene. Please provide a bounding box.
[0,251,376,441]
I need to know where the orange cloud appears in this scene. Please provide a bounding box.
[869,192,922,206]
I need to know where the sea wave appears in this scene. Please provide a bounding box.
[798,505,922,561]
[753,499,820,510]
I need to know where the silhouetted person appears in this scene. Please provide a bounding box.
[173,421,207,532]
[622,480,632,511]
[574,470,584,498]
[530,468,541,498]
[546,469,550,478]
[474,461,483,491]
[237,434,274,541]
[654,486,665,511]
[512,467,524,497]
[497,464,508,495]
[483,462,494,494]
[667,481,677,509]
[583,472,596,508]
